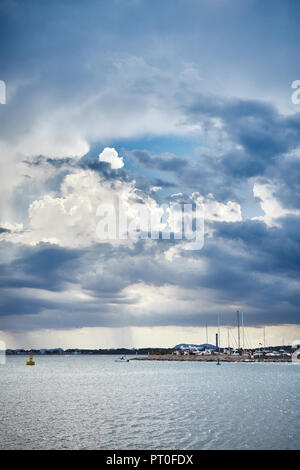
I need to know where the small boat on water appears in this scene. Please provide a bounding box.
[115,355,129,363]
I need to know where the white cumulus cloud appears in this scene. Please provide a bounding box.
[99,147,124,169]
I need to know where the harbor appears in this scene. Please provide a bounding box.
[132,353,292,363]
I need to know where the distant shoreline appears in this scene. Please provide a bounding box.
[132,354,292,363]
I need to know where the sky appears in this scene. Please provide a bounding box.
[0,0,300,349]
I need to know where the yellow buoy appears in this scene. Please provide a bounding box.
[26,350,35,366]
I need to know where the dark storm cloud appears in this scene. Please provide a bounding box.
[150,178,175,189]
[2,93,300,331]
[266,156,300,211]
[0,295,51,317]
[24,156,76,169]
[188,98,300,179]
[26,154,176,201]
[79,158,129,181]
[213,215,300,280]
[130,150,186,172]
[0,242,136,329]
[125,99,300,205]
[1,208,300,330]
[0,243,83,292]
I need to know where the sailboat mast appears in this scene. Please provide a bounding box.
[242,312,245,350]
[237,311,240,349]
[218,314,220,353]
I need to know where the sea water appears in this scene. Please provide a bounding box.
[0,356,299,449]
